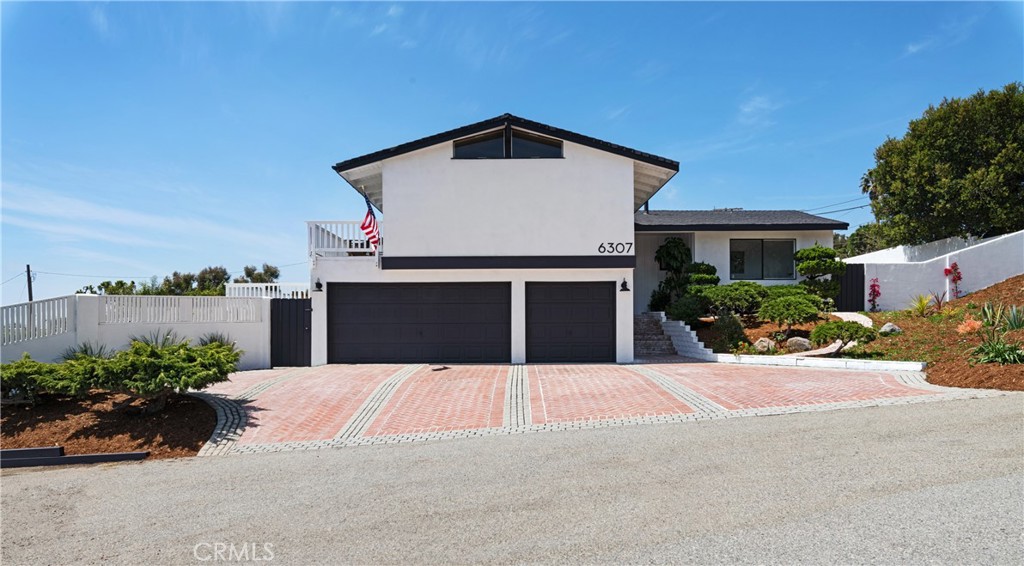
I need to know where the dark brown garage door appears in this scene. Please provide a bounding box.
[526,282,616,363]
[327,283,511,363]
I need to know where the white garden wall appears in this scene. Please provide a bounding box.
[1,295,272,369]
[851,229,1024,311]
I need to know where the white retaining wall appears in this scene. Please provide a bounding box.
[1,295,271,369]
[847,230,1024,311]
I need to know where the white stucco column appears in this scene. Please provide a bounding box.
[511,279,526,364]
[616,272,634,363]
[310,287,327,366]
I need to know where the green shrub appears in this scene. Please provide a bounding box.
[61,342,113,361]
[809,321,877,356]
[96,339,241,413]
[970,329,1024,364]
[0,354,92,404]
[654,237,692,272]
[794,244,846,301]
[710,312,748,353]
[648,288,671,312]
[766,285,823,309]
[687,273,720,286]
[701,282,768,315]
[1,354,57,404]
[667,294,710,325]
[1004,306,1024,331]
[757,296,821,335]
[684,262,718,276]
[908,294,933,317]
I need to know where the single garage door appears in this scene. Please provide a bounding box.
[526,282,616,363]
[328,282,511,363]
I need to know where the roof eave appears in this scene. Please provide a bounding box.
[635,222,850,232]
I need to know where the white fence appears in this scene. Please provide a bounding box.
[1,295,271,369]
[845,229,1024,311]
[225,283,309,299]
[307,220,378,257]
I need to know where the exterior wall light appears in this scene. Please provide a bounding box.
[620,279,630,292]
[313,278,324,292]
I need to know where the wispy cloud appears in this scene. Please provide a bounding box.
[88,5,111,39]
[903,11,985,57]
[2,182,289,256]
[604,105,631,121]
[737,95,783,127]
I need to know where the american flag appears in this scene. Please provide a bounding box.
[360,197,380,252]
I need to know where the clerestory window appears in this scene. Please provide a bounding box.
[453,127,563,159]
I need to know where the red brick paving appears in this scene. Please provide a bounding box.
[365,365,507,436]
[529,365,694,424]
[206,368,297,398]
[647,363,931,410]
[235,365,405,444]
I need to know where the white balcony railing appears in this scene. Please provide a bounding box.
[225,283,310,299]
[307,220,379,258]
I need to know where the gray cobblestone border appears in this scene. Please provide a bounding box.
[628,365,728,415]
[503,365,531,428]
[190,392,247,457]
[334,364,423,440]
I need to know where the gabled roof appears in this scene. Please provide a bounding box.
[332,113,679,211]
[635,209,849,231]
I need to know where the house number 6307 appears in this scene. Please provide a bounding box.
[598,242,633,254]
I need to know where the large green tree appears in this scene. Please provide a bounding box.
[860,83,1024,245]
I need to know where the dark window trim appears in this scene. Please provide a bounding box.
[451,126,563,160]
[381,256,635,270]
[729,238,796,281]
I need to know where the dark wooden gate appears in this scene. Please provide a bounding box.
[836,263,865,312]
[271,298,311,367]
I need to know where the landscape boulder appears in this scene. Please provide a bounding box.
[785,337,813,353]
[753,337,777,353]
[879,322,902,336]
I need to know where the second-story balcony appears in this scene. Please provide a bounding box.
[307,220,380,259]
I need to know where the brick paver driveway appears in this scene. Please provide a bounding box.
[198,361,999,455]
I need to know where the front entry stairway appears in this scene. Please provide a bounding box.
[633,312,715,360]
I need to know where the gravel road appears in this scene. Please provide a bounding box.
[2,395,1022,564]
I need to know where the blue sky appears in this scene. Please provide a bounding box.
[2,1,1022,303]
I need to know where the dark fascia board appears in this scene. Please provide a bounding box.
[332,114,679,174]
[381,255,636,270]
[635,222,850,232]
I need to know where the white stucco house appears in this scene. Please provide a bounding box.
[308,114,847,365]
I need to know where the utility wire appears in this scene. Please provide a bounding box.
[1,270,25,284]
[31,260,308,281]
[809,204,872,215]
[802,196,868,212]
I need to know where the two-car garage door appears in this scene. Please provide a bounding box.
[327,282,616,364]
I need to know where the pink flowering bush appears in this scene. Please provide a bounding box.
[867,278,881,312]
[944,262,963,298]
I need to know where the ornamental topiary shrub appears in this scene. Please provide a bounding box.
[667,294,711,325]
[687,273,720,286]
[757,296,821,336]
[701,281,769,315]
[810,321,877,356]
[795,244,847,301]
[652,238,694,306]
[765,285,823,310]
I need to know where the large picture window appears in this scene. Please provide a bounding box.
[453,127,563,159]
[729,239,795,280]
